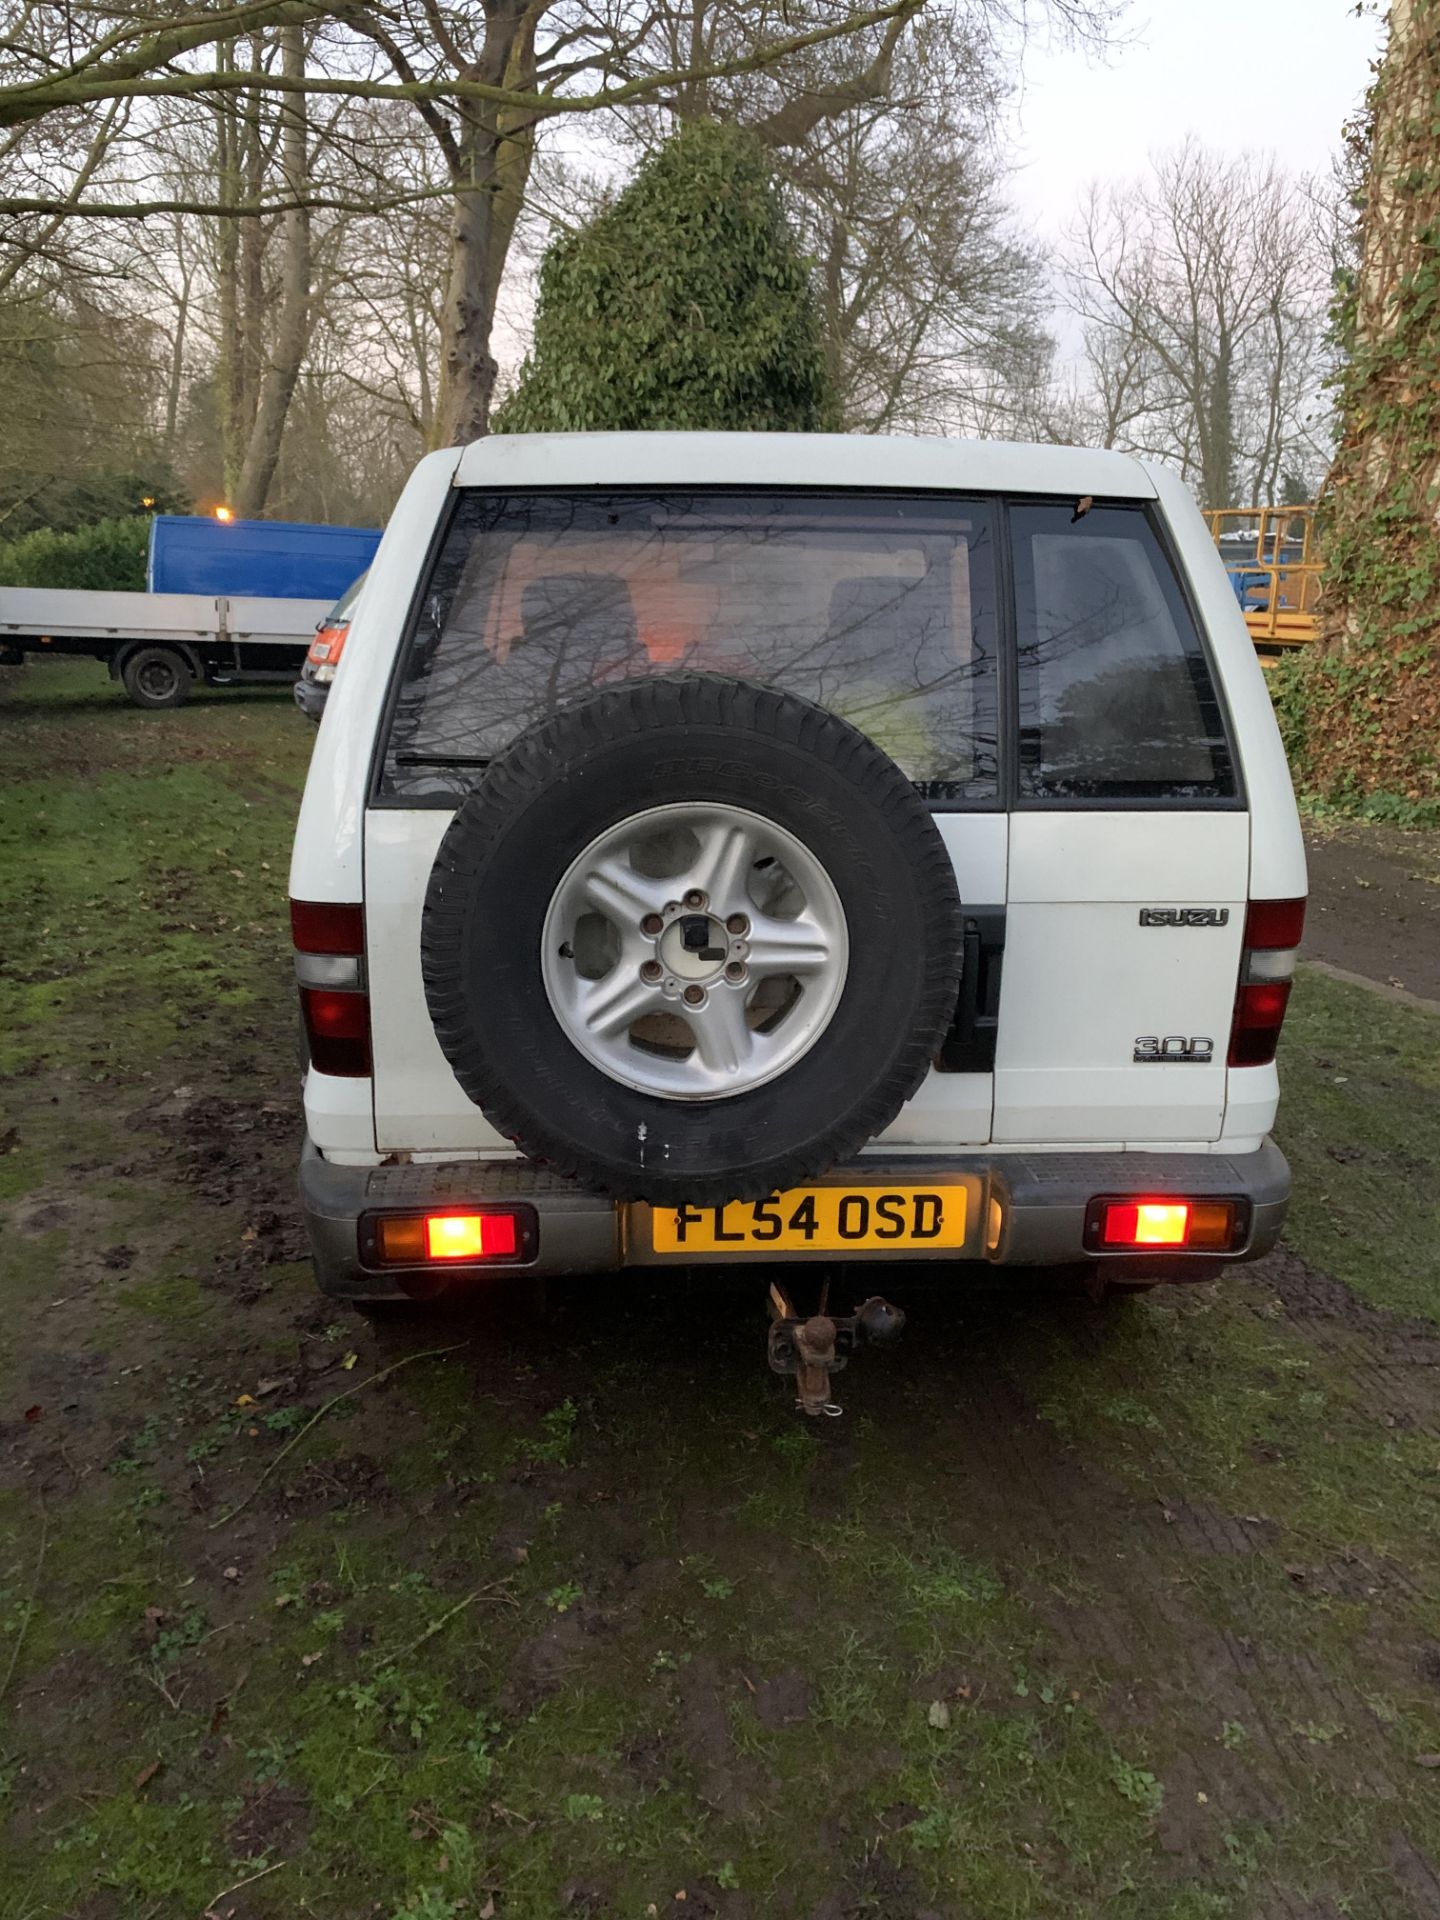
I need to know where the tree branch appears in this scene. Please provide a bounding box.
[0,0,925,129]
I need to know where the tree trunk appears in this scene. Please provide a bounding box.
[239,38,267,437]
[1200,337,1234,509]
[233,23,311,517]
[1285,0,1440,806]
[434,0,543,446]
[215,48,245,497]
[164,262,192,452]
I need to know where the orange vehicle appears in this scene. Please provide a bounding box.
[1206,506,1321,663]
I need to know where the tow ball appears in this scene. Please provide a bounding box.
[766,1278,906,1417]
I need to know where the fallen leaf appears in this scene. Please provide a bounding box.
[255,1377,285,1397]
[134,1760,161,1792]
[927,1699,952,1730]
[479,1900,496,1920]
[341,1352,359,1371]
[233,1393,256,1408]
[23,1404,41,1423]
[301,1650,323,1668]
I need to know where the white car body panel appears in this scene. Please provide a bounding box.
[290,447,462,905]
[452,431,1156,501]
[290,432,1306,1183]
[993,813,1247,1141]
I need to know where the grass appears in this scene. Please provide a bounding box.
[1281,963,1440,1322]
[1,658,1439,1917]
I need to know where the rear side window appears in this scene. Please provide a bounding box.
[1010,503,1236,802]
[378,490,1000,806]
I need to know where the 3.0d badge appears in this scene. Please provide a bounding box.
[1133,1035,1215,1063]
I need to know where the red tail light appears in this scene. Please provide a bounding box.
[1102,1202,1190,1246]
[365,1208,537,1267]
[1088,1197,1241,1252]
[293,899,369,1075]
[1229,897,1305,1067]
[292,899,364,955]
[1243,898,1306,950]
[1230,980,1293,1067]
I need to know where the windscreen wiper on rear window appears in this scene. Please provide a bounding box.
[393,753,493,768]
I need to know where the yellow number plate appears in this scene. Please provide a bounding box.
[649,1186,968,1255]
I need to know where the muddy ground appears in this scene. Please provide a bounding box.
[1302,821,1440,1002]
[2,664,1440,1920]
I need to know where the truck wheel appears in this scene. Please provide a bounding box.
[122,647,193,710]
[422,674,963,1206]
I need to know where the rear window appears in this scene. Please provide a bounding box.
[1010,503,1237,802]
[378,491,1000,805]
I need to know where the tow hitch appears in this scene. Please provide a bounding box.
[766,1278,906,1417]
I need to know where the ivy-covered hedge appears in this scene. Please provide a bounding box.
[1276,7,1440,822]
[496,121,837,434]
[0,514,150,592]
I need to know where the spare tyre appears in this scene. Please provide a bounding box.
[422,673,962,1205]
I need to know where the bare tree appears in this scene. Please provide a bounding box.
[781,11,1054,433]
[1062,141,1331,506]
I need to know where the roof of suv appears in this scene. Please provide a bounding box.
[452,431,1157,499]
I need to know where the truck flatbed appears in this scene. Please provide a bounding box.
[0,586,331,707]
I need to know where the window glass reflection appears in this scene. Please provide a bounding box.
[383,491,1000,805]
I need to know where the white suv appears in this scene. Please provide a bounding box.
[290,433,1305,1307]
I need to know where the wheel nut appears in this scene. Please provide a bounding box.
[641,912,664,936]
[682,984,705,1006]
[683,889,707,909]
[725,913,749,935]
[640,959,662,982]
[724,961,746,982]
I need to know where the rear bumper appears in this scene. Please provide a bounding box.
[299,1137,1291,1302]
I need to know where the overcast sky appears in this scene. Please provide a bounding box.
[500,3,1387,379]
[1005,0,1384,244]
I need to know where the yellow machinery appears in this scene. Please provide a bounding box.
[1206,506,1321,662]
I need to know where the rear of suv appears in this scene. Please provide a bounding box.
[290,433,1305,1305]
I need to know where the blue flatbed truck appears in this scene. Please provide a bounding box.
[0,515,380,708]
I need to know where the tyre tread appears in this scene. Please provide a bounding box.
[422,673,963,1204]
